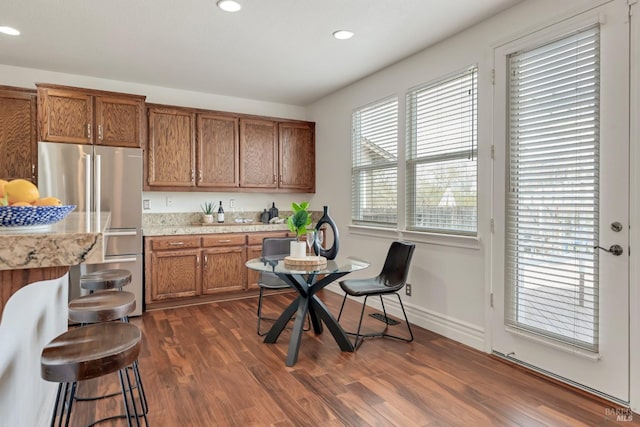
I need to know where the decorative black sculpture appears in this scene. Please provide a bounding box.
[314,205,339,260]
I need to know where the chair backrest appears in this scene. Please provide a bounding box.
[262,237,296,258]
[379,241,415,288]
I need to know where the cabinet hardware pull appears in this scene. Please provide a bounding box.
[198,170,202,182]
[204,255,208,266]
[32,164,35,180]
[87,123,92,139]
[191,169,195,182]
[218,239,231,243]
[98,124,103,140]
[169,242,184,245]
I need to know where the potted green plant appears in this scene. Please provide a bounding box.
[287,201,312,258]
[201,201,215,224]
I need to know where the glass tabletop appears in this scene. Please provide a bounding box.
[246,255,370,275]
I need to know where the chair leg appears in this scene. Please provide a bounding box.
[337,292,348,321]
[380,293,414,343]
[257,287,311,336]
[339,293,414,349]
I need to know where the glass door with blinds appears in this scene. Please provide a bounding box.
[491,1,629,402]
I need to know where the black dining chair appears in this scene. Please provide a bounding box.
[256,237,310,336]
[337,240,415,349]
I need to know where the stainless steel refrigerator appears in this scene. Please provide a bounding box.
[38,141,144,316]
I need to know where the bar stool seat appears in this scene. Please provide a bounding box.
[69,291,136,324]
[41,322,147,426]
[80,269,132,292]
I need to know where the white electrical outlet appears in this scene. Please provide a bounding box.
[229,199,235,209]
[166,196,173,207]
[143,200,150,210]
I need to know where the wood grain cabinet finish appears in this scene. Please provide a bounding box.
[0,86,37,182]
[279,122,315,192]
[148,249,201,302]
[239,118,278,189]
[197,114,239,188]
[147,106,196,188]
[37,84,144,147]
[145,231,296,308]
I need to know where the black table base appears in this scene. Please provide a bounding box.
[263,271,354,366]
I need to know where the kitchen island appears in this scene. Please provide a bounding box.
[0,212,110,427]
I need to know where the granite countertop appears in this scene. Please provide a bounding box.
[0,212,109,270]
[142,212,318,236]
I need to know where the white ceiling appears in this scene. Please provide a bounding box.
[1,0,523,106]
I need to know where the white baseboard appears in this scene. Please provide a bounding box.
[325,284,485,351]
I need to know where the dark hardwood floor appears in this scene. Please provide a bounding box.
[69,290,638,426]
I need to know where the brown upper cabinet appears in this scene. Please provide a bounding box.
[147,106,196,188]
[198,114,239,188]
[239,118,278,189]
[278,121,315,192]
[0,86,37,182]
[36,83,145,148]
[147,104,315,193]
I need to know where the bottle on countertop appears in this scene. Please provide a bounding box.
[261,209,270,224]
[217,201,225,223]
[268,202,278,220]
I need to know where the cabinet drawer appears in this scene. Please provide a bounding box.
[246,231,292,246]
[150,236,201,250]
[202,233,246,247]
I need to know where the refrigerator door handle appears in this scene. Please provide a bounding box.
[103,255,138,263]
[95,154,101,214]
[85,154,92,212]
[105,230,139,237]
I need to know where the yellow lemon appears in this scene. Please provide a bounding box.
[0,179,7,198]
[33,197,62,206]
[5,179,40,205]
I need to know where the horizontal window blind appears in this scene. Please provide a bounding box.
[352,98,398,226]
[505,26,600,351]
[406,67,477,235]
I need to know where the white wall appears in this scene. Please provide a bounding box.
[308,0,612,349]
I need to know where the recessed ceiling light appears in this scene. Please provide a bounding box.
[333,30,354,40]
[0,26,20,36]
[217,0,241,12]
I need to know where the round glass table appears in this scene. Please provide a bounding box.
[246,255,370,366]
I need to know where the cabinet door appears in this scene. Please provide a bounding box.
[95,96,144,148]
[147,107,196,187]
[38,88,93,144]
[246,245,263,290]
[197,114,239,187]
[239,119,277,188]
[279,122,315,192]
[202,247,246,294]
[0,88,37,182]
[148,249,201,302]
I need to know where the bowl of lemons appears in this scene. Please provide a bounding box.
[0,179,76,227]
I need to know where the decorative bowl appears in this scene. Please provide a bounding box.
[0,205,76,227]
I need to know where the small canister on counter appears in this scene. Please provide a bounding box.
[261,209,269,224]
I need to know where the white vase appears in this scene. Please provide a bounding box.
[290,241,307,258]
[202,214,214,224]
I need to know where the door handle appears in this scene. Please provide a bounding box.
[595,244,624,256]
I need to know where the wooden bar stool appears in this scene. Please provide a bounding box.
[68,291,136,324]
[80,269,132,293]
[67,291,148,417]
[41,322,148,427]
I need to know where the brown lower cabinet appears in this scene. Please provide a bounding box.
[145,230,292,310]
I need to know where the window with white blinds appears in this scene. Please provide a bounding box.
[351,97,398,226]
[406,67,478,235]
[505,26,600,351]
